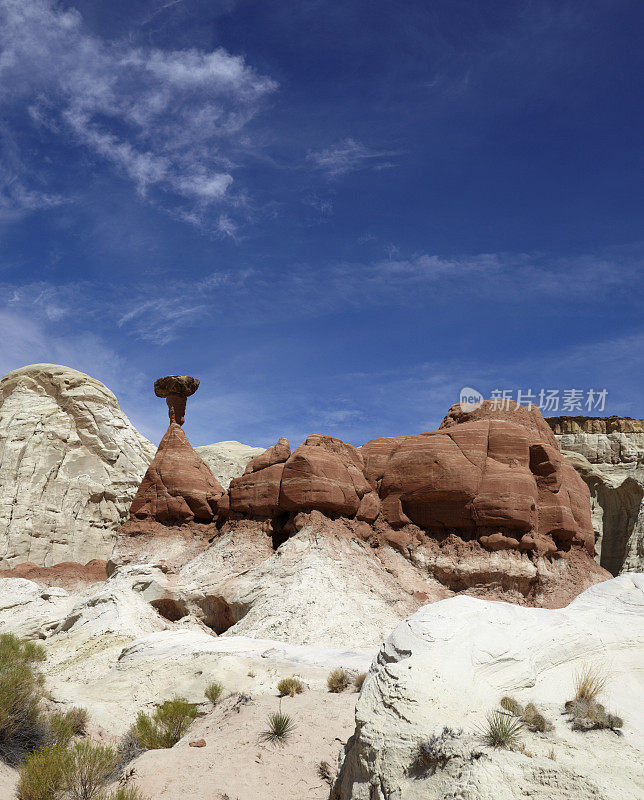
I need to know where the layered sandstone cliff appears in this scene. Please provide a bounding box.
[547,416,644,574]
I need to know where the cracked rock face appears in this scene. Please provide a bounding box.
[0,364,156,568]
[548,416,644,574]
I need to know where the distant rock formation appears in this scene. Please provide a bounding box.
[195,441,266,489]
[0,364,155,567]
[548,415,644,574]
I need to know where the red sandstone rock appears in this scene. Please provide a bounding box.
[244,437,291,474]
[356,492,381,522]
[279,434,369,516]
[154,375,200,426]
[230,463,285,516]
[127,423,225,525]
[189,739,206,748]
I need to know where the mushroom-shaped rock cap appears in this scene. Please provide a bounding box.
[154,375,200,398]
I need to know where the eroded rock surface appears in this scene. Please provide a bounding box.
[0,364,155,567]
[548,416,644,574]
[333,574,644,800]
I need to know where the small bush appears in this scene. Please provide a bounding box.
[277,677,304,698]
[204,682,224,705]
[260,711,295,745]
[500,696,523,717]
[327,668,350,694]
[480,711,524,748]
[17,744,70,800]
[574,664,607,702]
[130,698,197,750]
[64,740,118,800]
[353,673,367,691]
[415,727,463,771]
[0,633,48,764]
[116,730,146,769]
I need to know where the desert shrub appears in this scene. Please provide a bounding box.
[17,744,71,800]
[131,698,197,750]
[63,740,118,800]
[480,711,524,748]
[500,696,524,717]
[574,664,608,702]
[327,668,350,694]
[0,633,48,764]
[353,673,367,691]
[277,677,304,698]
[204,682,224,705]
[47,713,76,749]
[415,727,463,771]
[260,711,295,744]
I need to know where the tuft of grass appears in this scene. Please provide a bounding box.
[479,711,524,749]
[130,698,198,750]
[500,696,524,717]
[260,711,295,745]
[205,682,224,705]
[353,673,367,692]
[0,633,48,765]
[327,668,350,694]
[277,677,304,698]
[574,664,608,702]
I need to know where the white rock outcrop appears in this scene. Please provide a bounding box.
[333,574,644,800]
[0,364,155,567]
[548,417,644,574]
[195,440,265,488]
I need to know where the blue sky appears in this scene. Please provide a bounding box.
[0,0,642,447]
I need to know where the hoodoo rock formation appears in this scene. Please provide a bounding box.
[548,415,644,574]
[108,386,608,615]
[111,377,226,571]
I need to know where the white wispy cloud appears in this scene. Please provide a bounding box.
[0,0,277,225]
[307,138,393,177]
